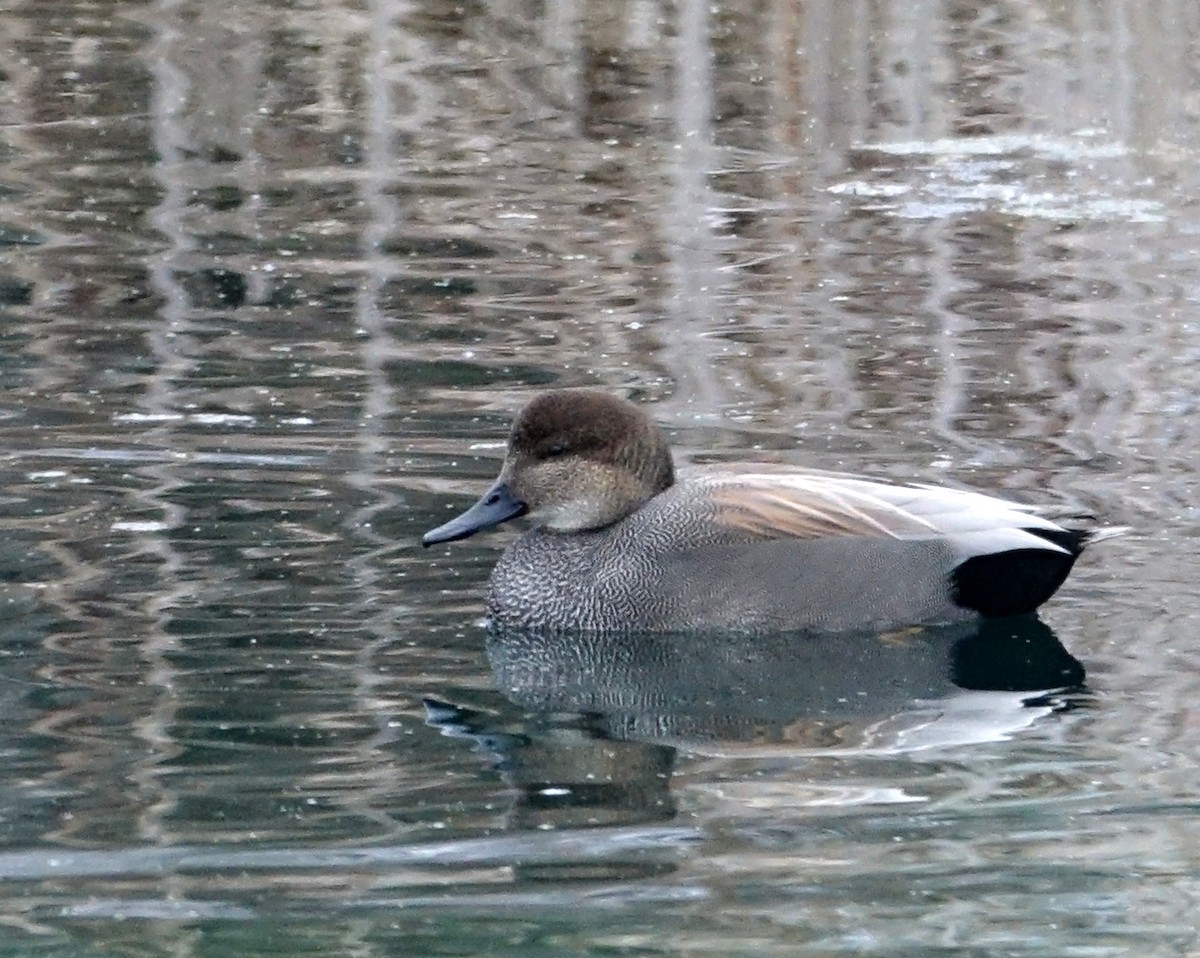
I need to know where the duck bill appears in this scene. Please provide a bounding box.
[422,478,529,546]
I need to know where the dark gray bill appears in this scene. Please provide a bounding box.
[422,479,528,546]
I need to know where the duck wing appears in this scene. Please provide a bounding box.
[698,470,1075,562]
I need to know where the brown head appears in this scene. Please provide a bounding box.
[422,390,674,545]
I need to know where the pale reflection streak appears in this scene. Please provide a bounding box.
[926,5,1023,461]
[339,0,422,839]
[764,1,865,427]
[659,0,735,415]
[121,0,207,875]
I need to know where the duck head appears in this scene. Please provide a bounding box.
[422,390,674,545]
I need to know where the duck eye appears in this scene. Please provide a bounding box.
[544,442,570,458]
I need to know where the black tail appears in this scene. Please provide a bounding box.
[951,527,1095,618]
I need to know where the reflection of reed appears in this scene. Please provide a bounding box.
[3,0,1198,447]
[334,0,433,838]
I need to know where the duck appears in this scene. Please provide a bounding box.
[422,389,1118,634]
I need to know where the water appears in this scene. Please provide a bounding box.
[1,0,1199,954]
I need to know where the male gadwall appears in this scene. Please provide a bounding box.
[423,390,1117,633]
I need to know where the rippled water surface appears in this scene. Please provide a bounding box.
[2,0,1199,955]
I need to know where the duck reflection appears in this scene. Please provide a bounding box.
[488,618,1083,750]
[425,619,1083,833]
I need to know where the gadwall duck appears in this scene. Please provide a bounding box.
[423,390,1117,633]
